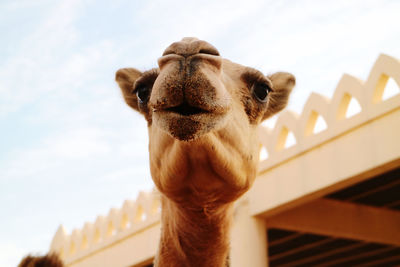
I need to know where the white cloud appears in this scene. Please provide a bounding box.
[0,127,110,178]
[0,0,52,11]
[0,0,89,116]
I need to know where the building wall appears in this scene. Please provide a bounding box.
[49,54,400,267]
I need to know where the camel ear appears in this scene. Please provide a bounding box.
[115,68,142,111]
[263,72,295,120]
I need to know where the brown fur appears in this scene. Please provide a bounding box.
[18,254,63,267]
[116,38,295,267]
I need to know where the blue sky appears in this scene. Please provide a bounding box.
[1,0,399,266]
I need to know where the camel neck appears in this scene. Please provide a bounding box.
[154,195,233,267]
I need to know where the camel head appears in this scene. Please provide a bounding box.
[116,37,294,204]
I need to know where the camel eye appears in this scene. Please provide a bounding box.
[136,86,150,103]
[252,82,270,103]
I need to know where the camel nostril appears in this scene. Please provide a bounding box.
[159,40,222,70]
[162,40,220,57]
[162,49,176,56]
[198,48,220,56]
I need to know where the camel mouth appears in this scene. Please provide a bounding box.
[153,108,228,141]
[165,103,208,116]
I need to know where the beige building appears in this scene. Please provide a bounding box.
[49,54,400,267]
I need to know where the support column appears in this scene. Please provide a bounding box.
[230,198,268,267]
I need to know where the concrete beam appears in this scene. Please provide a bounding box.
[266,198,400,246]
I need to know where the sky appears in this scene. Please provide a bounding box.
[1,0,399,266]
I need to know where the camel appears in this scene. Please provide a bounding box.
[19,37,294,267]
[116,37,294,266]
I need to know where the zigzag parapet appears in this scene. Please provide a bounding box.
[258,54,400,172]
[49,189,161,264]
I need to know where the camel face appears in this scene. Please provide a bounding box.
[116,37,294,203]
[117,37,294,141]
